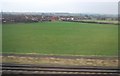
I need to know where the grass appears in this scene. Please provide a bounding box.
[2,22,118,56]
[0,24,2,53]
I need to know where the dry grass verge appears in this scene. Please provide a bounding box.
[1,55,118,67]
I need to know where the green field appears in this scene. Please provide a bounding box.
[0,24,2,53]
[2,22,118,56]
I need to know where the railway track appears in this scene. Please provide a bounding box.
[1,63,120,76]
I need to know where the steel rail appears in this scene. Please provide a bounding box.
[1,63,119,76]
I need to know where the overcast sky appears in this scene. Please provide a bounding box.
[1,0,119,14]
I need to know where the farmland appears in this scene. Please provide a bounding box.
[2,22,118,56]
